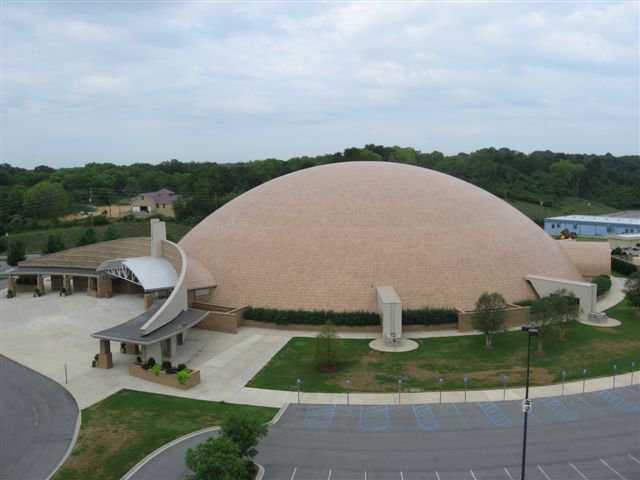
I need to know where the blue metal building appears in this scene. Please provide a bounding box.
[544,215,640,237]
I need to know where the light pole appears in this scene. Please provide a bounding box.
[613,364,617,389]
[632,362,636,386]
[297,378,302,404]
[398,378,403,404]
[520,325,538,480]
[501,374,508,401]
[463,376,469,402]
[582,368,588,393]
[345,379,351,406]
[438,377,444,404]
[561,370,566,396]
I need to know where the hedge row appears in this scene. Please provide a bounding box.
[402,308,458,325]
[243,307,459,327]
[592,275,612,297]
[243,308,381,326]
[612,257,638,276]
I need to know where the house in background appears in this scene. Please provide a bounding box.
[130,189,179,218]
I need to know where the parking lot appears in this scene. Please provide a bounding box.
[257,387,640,480]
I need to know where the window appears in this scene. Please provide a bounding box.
[162,203,166,208]
[156,203,159,208]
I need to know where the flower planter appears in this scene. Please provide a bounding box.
[129,364,201,390]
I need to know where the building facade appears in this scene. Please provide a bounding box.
[131,189,179,218]
[544,215,640,237]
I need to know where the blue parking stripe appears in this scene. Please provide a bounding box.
[595,390,640,413]
[478,402,512,428]
[359,405,390,432]
[539,397,579,422]
[303,405,336,430]
[412,405,439,432]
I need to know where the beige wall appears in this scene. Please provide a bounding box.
[131,195,176,218]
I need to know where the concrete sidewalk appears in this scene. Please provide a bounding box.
[596,276,628,312]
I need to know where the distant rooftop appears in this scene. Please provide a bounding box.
[545,214,640,226]
[140,188,178,204]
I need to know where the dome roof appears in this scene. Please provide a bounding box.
[180,162,583,311]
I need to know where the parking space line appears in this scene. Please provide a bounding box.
[504,467,515,480]
[400,471,404,480]
[290,467,298,480]
[628,453,640,465]
[435,471,441,480]
[327,468,332,480]
[600,458,628,480]
[470,469,478,480]
[537,465,552,480]
[569,463,589,480]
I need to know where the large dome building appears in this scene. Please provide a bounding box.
[180,161,587,313]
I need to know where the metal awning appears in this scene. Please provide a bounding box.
[97,256,177,292]
[92,303,207,345]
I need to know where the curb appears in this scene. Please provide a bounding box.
[120,402,289,479]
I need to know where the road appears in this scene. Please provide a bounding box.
[0,355,79,480]
[124,386,640,480]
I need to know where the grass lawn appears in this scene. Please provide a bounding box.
[249,299,640,393]
[508,196,614,223]
[8,221,192,254]
[53,390,276,480]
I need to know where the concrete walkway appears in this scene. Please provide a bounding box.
[596,276,627,312]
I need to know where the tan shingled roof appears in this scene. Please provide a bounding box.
[179,162,584,311]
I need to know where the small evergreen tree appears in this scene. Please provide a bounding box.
[315,321,339,370]
[471,292,507,349]
[7,240,26,266]
[44,234,65,254]
[186,436,248,480]
[102,225,119,241]
[76,228,97,247]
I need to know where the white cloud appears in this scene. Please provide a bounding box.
[1,0,638,167]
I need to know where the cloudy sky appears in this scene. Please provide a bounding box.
[1,1,638,168]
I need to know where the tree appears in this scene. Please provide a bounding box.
[315,321,339,371]
[529,290,578,354]
[185,436,248,480]
[7,240,26,266]
[23,181,70,219]
[221,413,268,460]
[102,225,119,241]
[625,272,640,307]
[471,292,507,349]
[76,228,97,247]
[0,235,6,254]
[44,234,65,254]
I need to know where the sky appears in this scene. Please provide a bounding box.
[1,1,639,169]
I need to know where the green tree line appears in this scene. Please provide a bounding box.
[1,146,638,231]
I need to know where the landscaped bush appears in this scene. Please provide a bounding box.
[592,275,612,296]
[243,308,381,326]
[513,299,533,307]
[176,369,191,385]
[402,307,458,325]
[612,256,638,276]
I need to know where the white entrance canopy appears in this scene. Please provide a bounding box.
[97,256,178,292]
[377,286,402,345]
[526,274,596,322]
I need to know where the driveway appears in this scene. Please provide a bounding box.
[123,386,640,480]
[0,355,79,480]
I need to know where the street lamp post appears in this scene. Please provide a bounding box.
[398,378,403,404]
[438,377,444,404]
[297,378,302,404]
[520,325,538,480]
[345,379,351,406]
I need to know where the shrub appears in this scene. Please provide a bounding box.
[161,360,172,371]
[151,364,162,376]
[7,240,26,266]
[176,369,190,385]
[102,225,119,241]
[76,228,98,247]
[402,307,458,325]
[221,413,268,460]
[43,234,65,254]
[177,363,187,371]
[592,275,612,296]
[626,272,640,307]
[612,257,637,276]
[186,436,249,480]
[143,357,156,370]
[91,215,109,226]
[513,299,533,307]
[243,308,380,326]
[0,236,6,254]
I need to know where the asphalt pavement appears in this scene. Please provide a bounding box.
[0,355,79,480]
[124,386,640,480]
